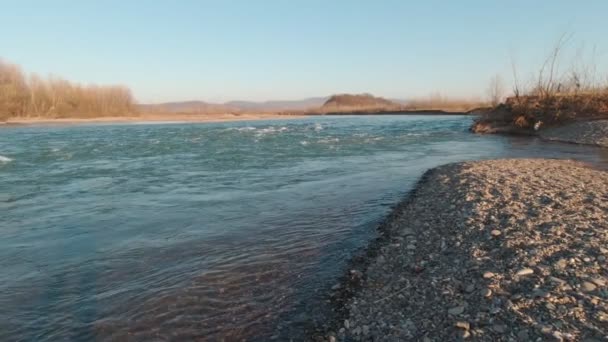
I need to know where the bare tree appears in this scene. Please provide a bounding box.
[0,58,135,120]
[487,74,505,106]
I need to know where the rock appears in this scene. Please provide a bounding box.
[516,329,529,341]
[465,284,476,293]
[362,325,369,335]
[590,277,606,287]
[455,321,470,330]
[581,281,597,292]
[483,271,495,279]
[492,324,507,333]
[459,330,471,339]
[328,336,336,342]
[448,305,466,316]
[549,276,567,285]
[555,259,568,270]
[490,229,502,237]
[344,319,350,329]
[480,288,492,297]
[515,268,534,276]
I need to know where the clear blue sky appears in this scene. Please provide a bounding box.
[1,0,607,103]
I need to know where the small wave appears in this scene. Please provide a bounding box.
[317,138,340,144]
[299,141,309,146]
[364,137,384,142]
[255,126,289,137]
[0,155,13,163]
[314,123,323,131]
[224,126,257,132]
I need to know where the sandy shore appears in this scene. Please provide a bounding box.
[321,159,608,341]
[1,113,304,126]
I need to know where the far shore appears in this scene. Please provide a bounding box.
[1,109,477,127]
[0,113,306,126]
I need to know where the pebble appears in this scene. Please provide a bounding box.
[590,277,606,287]
[322,160,608,341]
[581,281,597,292]
[480,288,492,297]
[517,329,529,340]
[448,305,465,315]
[516,268,534,276]
[459,330,471,339]
[492,324,507,333]
[455,321,470,330]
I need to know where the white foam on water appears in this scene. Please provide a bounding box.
[0,155,13,163]
[299,141,309,146]
[317,137,340,144]
[314,123,323,131]
[255,126,289,137]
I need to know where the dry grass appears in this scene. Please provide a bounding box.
[404,94,488,112]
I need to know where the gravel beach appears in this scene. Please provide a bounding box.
[325,159,608,341]
[540,120,608,148]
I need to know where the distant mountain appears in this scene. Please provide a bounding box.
[224,97,328,111]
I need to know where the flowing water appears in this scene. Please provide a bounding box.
[1,115,607,341]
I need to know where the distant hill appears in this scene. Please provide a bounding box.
[139,101,238,114]
[316,93,403,113]
[140,97,328,114]
[225,97,328,111]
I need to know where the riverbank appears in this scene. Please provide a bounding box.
[540,120,608,148]
[0,112,304,126]
[320,159,608,341]
[470,94,608,147]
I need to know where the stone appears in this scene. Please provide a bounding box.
[549,276,567,285]
[492,324,507,333]
[448,305,466,315]
[481,288,492,297]
[517,329,529,341]
[491,229,502,237]
[344,319,350,329]
[590,277,606,287]
[465,284,476,293]
[516,268,534,276]
[362,325,369,335]
[555,259,568,270]
[459,330,471,339]
[581,281,597,292]
[454,321,469,331]
[483,271,495,279]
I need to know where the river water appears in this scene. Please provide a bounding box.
[1,115,607,340]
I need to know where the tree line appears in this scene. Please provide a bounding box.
[0,59,135,121]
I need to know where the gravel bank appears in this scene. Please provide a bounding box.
[540,120,608,147]
[327,159,608,341]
